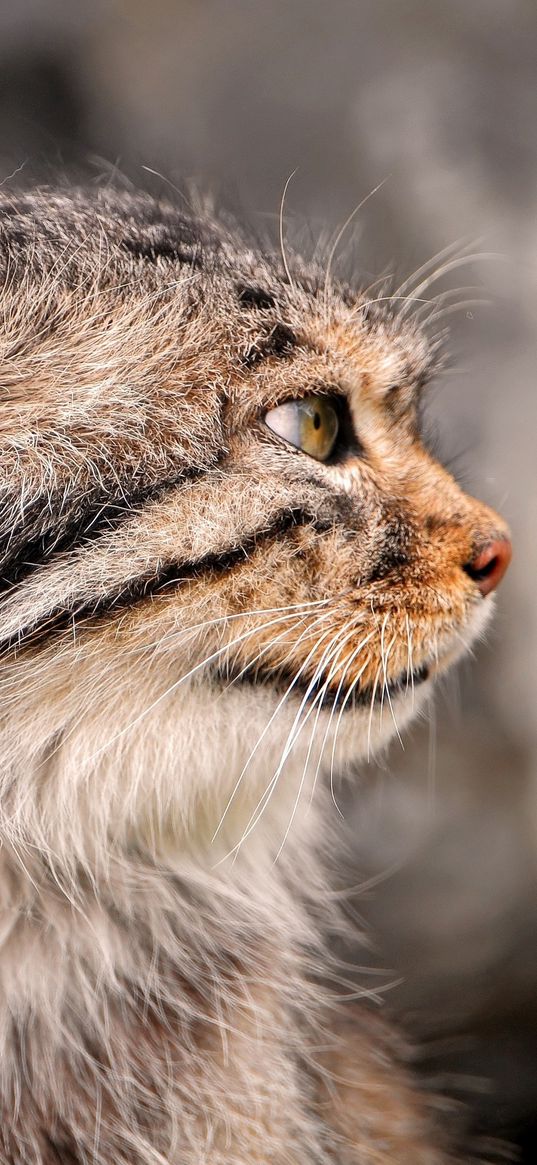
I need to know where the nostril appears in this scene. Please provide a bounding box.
[464,537,512,598]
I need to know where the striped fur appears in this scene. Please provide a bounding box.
[0,189,508,1163]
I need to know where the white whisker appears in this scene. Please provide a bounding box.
[227,626,353,857]
[210,609,336,841]
[394,238,476,299]
[427,695,437,821]
[84,609,319,766]
[405,612,416,710]
[275,625,374,853]
[278,170,297,291]
[367,661,383,763]
[326,642,376,803]
[322,178,389,314]
[398,252,498,316]
[313,631,376,815]
[425,297,489,325]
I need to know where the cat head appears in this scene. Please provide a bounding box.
[0,189,510,866]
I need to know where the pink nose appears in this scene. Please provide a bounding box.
[464,538,512,598]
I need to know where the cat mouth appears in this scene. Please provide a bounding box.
[213,660,430,707]
[295,661,431,707]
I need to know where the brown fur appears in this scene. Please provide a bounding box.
[0,188,509,1162]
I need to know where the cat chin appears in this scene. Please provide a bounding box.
[0,600,491,872]
[133,677,436,863]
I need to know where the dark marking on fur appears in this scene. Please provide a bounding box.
[214,655,429,708]
[243,322,297,368]
[236,283,276,310]
[42,1133,80,1165]
[364,513,414,582]
[120,236,201,267]
[0,467,210,597]
[5,507,335,649]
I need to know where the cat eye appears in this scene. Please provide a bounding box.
[264,396,340,462]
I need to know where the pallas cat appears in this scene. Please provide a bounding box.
[0,189,511,1163]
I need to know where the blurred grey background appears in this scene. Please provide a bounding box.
[0,0,535,1156]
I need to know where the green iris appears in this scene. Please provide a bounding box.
[264,396,339,462]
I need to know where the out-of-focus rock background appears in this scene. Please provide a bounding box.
[0,0,535,1155]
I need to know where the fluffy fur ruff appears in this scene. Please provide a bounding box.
[0,188,509,1163]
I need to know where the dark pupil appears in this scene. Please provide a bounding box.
[313,411,321,430]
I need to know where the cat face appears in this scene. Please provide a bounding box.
[0,190,510,859]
